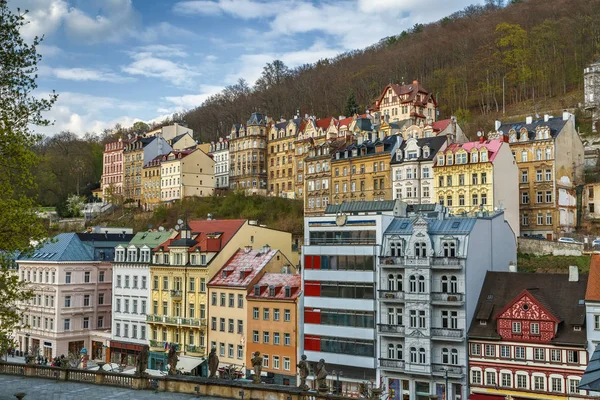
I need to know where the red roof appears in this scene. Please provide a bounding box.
[247,273,301,300]
[154,219,246,253]
[208,247,280,288]
[440,139,504,162]
[337,116,354,127]
[316,117,336,130]
[431,119,451,132]
[586,254,600,301]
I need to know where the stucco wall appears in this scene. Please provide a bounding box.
[518,237,583,256]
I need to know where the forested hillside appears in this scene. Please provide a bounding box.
[183,0,600,141]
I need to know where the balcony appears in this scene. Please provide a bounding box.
[185,345,206,355]
[378,290,405,302]
[149,340,166,351]
[432,364,464,377]
[379,358,405,370]
[431,328,464,342]
[379,256,404,267]
[404,257,430,267]
[170,290,182,299]
[378,324,405,336]
[404,363,431,375]
[146,314,206,328]
[431,292,465,305]
[431,258,463,270]
[180,318,207,327]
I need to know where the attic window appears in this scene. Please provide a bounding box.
[479,320,487,326]
[574,326,582,331]
[269,285,275,297]
[579,299,585,305]
[254,285,260,296]
[522,304,529,311]
[451,222,460,229]
[221,271,227,278]
[486,294,494,301]
[284,286,291,298]
[240,271,246,280]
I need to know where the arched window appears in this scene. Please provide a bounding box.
[388,274,395,291]
[388,344,395,359]
[409,275,417,292]
[442,348,449,364]
[396,344,403,360]
[390,241,402,257]
[396,274,403,292]
[419,348,426,364]
[418,276,425,293]
[443,241,456,257]
[410,347,417,363]
[441,276,448,293]
[451,349,458,364]
[450,276,458,293]
[536,149,542,160]
[415,242,427,258]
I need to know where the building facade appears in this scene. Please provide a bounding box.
[493,113,584,239]
[160,149,214,203]
[229,112,268,194]
[373,81,437,125]
[267,118,302,199]
[207,247,294,373]
[142,156,162,211]
[391,136,447,204]
[209,137,230,192]
[585,60,600,132]
[246,273,301,385]
[378,211,516,400]
[469,270,590,400]
[433,138,519,237]
[111,231,172,365]
[102,139,125,200]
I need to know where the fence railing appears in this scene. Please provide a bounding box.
[69,370,96,383]
[104,372,133,387]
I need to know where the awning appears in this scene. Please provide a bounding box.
[177,355,204,373]
[469,394,506,400]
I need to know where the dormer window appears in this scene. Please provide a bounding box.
[423,147,430,158]
[222,271,227,278]
[390,241,402,257]
[480,150,488,162]
[254,285,260,296]
[437,155,444,166]
[509,133,516,143]
[442,241,457,258]
[446,154,453,165]
[352,149,358,157]
[456,152,467,164]
[127,248,137,263]
[284,286,291,297]
[269,285,275,297]
[115,248,125,262]
[141,248,151,263]
[471,151,478,163]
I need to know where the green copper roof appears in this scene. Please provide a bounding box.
[128,231,172,247]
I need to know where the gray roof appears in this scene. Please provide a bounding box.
[171,133,190,144]
[406,204,438,213]
[20,233,94,262]
[498,117,567,140]
[391,136,447,165]
[325,200,397,214]
[581,344,600,391]
[385,217,477,235]
[274,121,288,130]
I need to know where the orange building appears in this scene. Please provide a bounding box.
[246,273,301,386]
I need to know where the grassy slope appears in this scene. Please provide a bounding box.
[517,253,591,273]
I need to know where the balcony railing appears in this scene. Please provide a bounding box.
[431,292,464,303]
[146,314,163,322]
[431,257,463,269]
[379,256,404,266]
[149,340,166,349]
[185,344,206,354]
[378,290,405,301]
[432,364,464,376]
[378,324,405,335]
[170,290,182,298]
[305,238,377,246]
[146,314,206,327]
[404,257,429,267]
[380,358,405,369]
[431,328,464,340]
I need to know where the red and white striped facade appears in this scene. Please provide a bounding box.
[102,140,124,198]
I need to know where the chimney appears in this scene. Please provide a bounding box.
[544,114,550,122]
[479,135,485,144]
[262,244,271,253]
[563,110,571,121]
[494,120,501,131]
[412,79,418,85]
[244,245,252,253]
[569,265,579,282]
[525,116,533,124]
[508,261,517,273]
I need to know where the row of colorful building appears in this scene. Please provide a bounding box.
[100,80,586,242]
[12,199,600,399]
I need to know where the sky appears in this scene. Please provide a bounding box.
[12,0,482,136]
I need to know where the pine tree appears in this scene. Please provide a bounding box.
[0,0,57,357]
[343,90,359,117]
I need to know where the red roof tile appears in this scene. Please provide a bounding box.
[208,247,280,288]
[586,254,600,301]
[154,219,246,252]
[440,139,504,162]
[431,119,451,132]
[247,273,301,300]
[316,117,336,130]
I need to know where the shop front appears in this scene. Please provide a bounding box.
[110,341,143,367]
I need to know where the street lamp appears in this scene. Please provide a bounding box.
[332,370,343,394]
[444,368,449,400]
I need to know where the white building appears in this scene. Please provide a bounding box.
[378,210,516,400]
[145,123,193,142]
[301,200,404,395]
[209,137,230,190]
[392,136,447,204]
[111,231,172,365]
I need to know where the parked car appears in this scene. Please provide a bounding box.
[592,238,600,247]
[558,237,583,245]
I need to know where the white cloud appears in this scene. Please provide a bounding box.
[173,0,286,19]
[17,0,69,41]
[122,51,201,86]
[38,66,133,83]
[134,44,189,58]
[37,44,63,58]
[163,84,225,109]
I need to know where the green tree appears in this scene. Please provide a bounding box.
[343,90,359,117]
[0,1,56,355]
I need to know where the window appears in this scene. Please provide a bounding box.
[284,357,290,371]
[228,344,234,358]
[65,272,71,284]
[536,169,543,181]
[569,379,580,394]
[534,376,545,391]
[83,317,89,329]
[219,343,225,357]
[546,169,552,181]
[211,293,217,306]
[84,271,90,283]
[515,346,525,359]
[284,333,291,346]
[263,354,269,368]
[521,151,528,162]
[253,307,259,319]
[521,170,528,183]
[500,345,510,358]
[536,191,543,203]
[64,296,71,307]
[517,374,527,389]
[211,317,217,331]
[64,319,71,331]
[595,315,600,330]
[522,192,529,204]
[98,293,104,305]
[99,271,105,282]
[219,318,225,332]
[512,321,521,333]
[263,331,270,344]
[284,309,291,321]
[83,295,90,307]
[530,322,540,335]
[551,349,561,362]
[263,308,270,320]
[472,193,478,206]
[97,316,104,328]
[163,277,168,290]
[189,303,195,318]
[481,172,487,184]
[481,193,487,205]
[189,278,195,292]
[220,293,225,307]
[274,308,280,321]
[567,350,579,363]
[537,213,544,225]
[200,278,206,292]
[486,371,496,386]
[485,344,495,357]
[501,373,512,388]
[238,294,244,308]
[153,276,158,290]
[253,330,259,343]
[546,213,553,225]
[471,343,481,356]
[237,345,243,360]
[472,370,482,385]
[534,348,545,361]
[273,355,280,369]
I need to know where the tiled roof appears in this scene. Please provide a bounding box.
[144,155,163,168]
[337,116,354,127]
[208,247,280,288]
[20,233,94,262]
[431,119,451,132]
[325,200,398,214]
[247,112,267,126]
[391,136,446,165]
[316,117,336,129]
[170,133,192,145]
[385,217,477,235]
[247,273,301,300]
[161,149,194,162]
[580,344,600,391]
[274,121,288,130]
[586,254,600,301]
[469,271,588,345]
[497,117,567,140]
[128,231,173,248]
[441,139,503,162]
[155,219,246,253]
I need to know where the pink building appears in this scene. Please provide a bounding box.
[102,139,125,199]
[15,232,132,360]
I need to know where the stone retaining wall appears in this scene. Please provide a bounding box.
[518,237,583,256]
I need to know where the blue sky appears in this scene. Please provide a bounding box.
[13,0,481,135]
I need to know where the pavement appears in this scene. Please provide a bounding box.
[0,374,224,400]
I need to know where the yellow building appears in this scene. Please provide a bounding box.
[433,138,519,236]
[491,113,584,239]
[159,148,214,203]
[207,246,295,372]
[330,134,400,205]
[169,132,196,151]
[147,219,294,367]
[142,156,162,211]
[304,139,347,216]
[267,118,302,198]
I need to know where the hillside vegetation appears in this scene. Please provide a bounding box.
[183,0,600,141]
